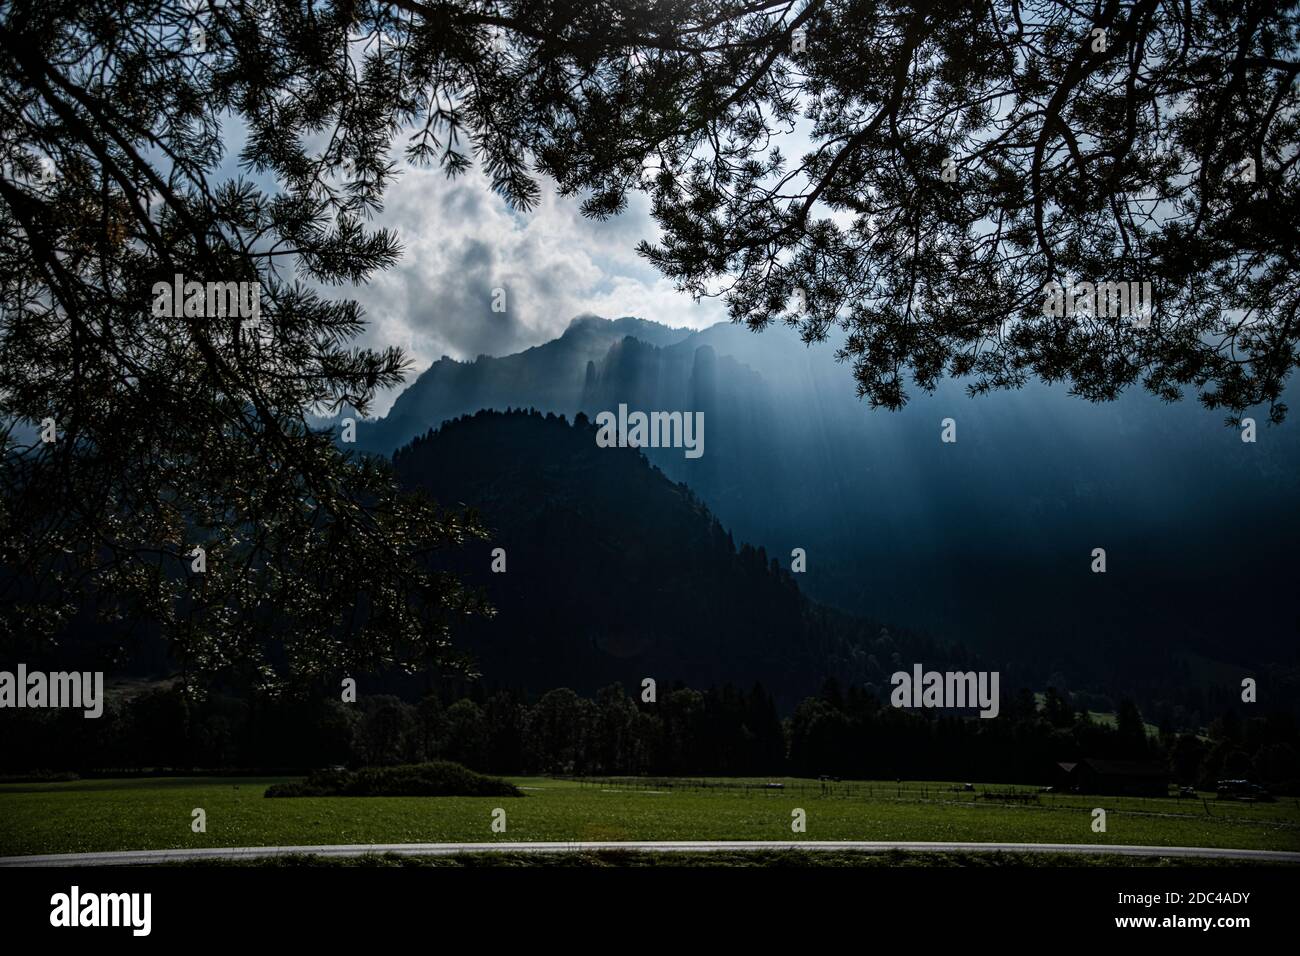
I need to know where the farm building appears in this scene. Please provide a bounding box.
[1054,759,1169,797]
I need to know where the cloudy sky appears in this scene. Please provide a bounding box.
[213,98,816,415]
[333,161,729,414]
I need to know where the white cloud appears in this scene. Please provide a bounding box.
[343,160,726,414]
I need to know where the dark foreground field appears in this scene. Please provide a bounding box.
[183,849,1292,867]
[2,776,1297,861]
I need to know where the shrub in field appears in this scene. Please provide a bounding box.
[264,761,521,798]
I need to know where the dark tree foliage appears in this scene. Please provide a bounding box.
[0,0,498,692]
[0,1,1295,690]
[8,679,1298,793]
[627,1,1299,422]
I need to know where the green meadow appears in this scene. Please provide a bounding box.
[2,776,1298,859]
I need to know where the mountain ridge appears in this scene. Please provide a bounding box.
[392,407,979,707]
[353,314,1299,721]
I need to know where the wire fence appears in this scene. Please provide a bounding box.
[558,775,1300,823]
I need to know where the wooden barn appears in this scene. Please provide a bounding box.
[1054,758,1169,797]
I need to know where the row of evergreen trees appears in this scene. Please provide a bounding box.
[4,679,1296,792]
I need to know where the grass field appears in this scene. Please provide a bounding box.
[2,775,1298,859]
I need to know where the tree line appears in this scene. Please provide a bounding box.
[4,678,1296,793]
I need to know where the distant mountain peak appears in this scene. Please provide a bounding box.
[561,313,699,340]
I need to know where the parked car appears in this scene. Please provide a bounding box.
[1216,779,1275,801]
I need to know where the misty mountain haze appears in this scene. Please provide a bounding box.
[354,315,1300,703]
[394,409,981,708]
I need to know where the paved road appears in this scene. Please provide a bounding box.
[3,840,1298,866]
